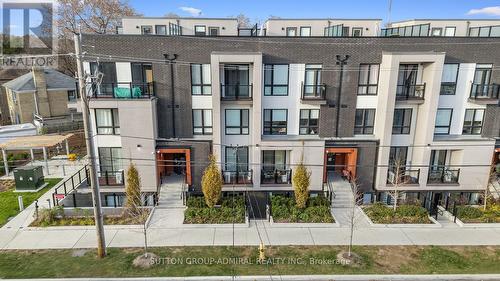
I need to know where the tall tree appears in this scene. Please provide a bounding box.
[124,163,142,214]
[235,13,251,28]
[387,156,408,211]
[201,155,223,208]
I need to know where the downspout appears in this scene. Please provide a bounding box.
[164,54,178,138]
[335,55,349,137]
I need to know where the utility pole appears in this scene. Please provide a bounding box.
[335,55,349,137]
[74,33,107,258]
[164,53,178,138]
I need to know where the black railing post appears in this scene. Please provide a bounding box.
[105,171,109,186]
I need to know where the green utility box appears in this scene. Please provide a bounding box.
[14,166,45,192]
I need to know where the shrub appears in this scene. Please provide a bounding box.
[364,202,430,224]
[184,195,246,224]
[271,195,333,223]
[201,155,222,208]
[292,162,310,209]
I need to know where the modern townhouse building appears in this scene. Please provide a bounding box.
[77,17,500,216]
[382,19,500,37]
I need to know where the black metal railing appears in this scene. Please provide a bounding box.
[396,83,426,100]
[98,170,125,186]
[470,83,500,99]
[386,168,420,185]
[53,165,89,206]
[91,82,155,99]
[440,82,457,95]
[221,84,253,100]
[222,170,253,184]
[427,168,460,184]
[260,169,292,184]
[301,82,326,100]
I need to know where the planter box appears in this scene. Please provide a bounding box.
[269,208,339,228]
[438,206,500,228]
[360,206,442,228]
[182,215,250,228]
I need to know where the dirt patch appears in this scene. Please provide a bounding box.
[373,246,420,273]
[0,179,15,192]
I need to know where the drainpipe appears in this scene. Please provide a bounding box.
[335,55,349,137]
[164,54,178,138]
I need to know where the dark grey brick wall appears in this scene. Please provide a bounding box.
[483,104,500,139]
[81,35,500,139]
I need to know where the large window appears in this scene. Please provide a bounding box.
[98,147,122,172]
[440,64,459,95]
[192,109,212,135]
[392,109,412,134]
[463,109,484,135]
[225,109,249,135]
[264,109,287,135]
[299,109,319,135]
[90,62,117,96]
[286,27,297,36]
[380,23,430,37]
[190,64,211,95]
[95,109,120,135]
[194,25,206,36]
[303,64,323,98]
[358,64,379,95]
[389,146,408,167]
[354,109,375,134]
[264,65,289,96]
[469,25,500,37]
[434,109,453,135]
[225,147,248,172]
[155,25,166,35]
[262,150,286,171]
[444,27,456,37]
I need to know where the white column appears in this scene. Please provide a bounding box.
[30,149,35,162]
[42,147,49,175]
[65,139,70,155]
[2,149,9,175]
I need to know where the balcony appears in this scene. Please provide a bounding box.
[98,170,125,186]
[301,82,326,104]
[220,84,253,101]
[386,169,420,185]
[261,169,292,185]
[222,170,253,185]
[427,168,460,185]
[469,84,499,104]
[91,82,155,99]
[396,83,425,102]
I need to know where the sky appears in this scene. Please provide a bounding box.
[128,0,500,23]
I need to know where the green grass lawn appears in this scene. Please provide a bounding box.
[0,178,62,226]
[0,246,499,278]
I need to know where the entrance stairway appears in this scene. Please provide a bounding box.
[329,172,354,208]
[157,174,185,208]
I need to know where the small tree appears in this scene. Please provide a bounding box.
[201,155,222,208]
[124,163,141,213]
[387,156,408,211]
[346,178,363,258]
[292,162,311,209]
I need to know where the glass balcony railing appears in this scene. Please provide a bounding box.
[470,83,499,100]
[260,169,292,184]
[301,82,326,100]
[222,170,253,185]
[220,84,253,100]
[427,168,460,184]
[98,170,125,186]
[396,83,425,100]
[386,168,420,185]
[90,82,155,99]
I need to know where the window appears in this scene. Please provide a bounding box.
[90,62,117,96]
[264,64,289,96]
[471,64,493,98]
[141,25,152,34]
[354,109,375,134]
[397,64,418,97]
[155,25,166,35]
[169,22,182,35]
[469,25,500,37]
[342,26,350,36]
[389,146,408,167]
[209,27,219,36]
[392,109,412,134]
[194,25,206,36]
[352,27,363,37]
[262,150,287,171]
[131,62,153,94]
[303,64,323,98]
[444,26,456,37]
[357,64,379,95]
[434,109,453,135]
[462,109,484,135]
[192,109,212,135]
[300,26,311,37]
[190,64,211,95]
[286,27,297,36]
[98,147,122,172]
[225,109,249,135]
[431,27,442,36]
[67,90,78,101]
[324,24,343,36]
[225,147,248,171]
[264,109,287,135]
[299,109,319,135]
[440,64,459,95]
[380,23,430,37]
[95,109,120,135]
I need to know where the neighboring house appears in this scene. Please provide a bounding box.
[2,68,82,133]
[0,69,29,125]
[0,123,37,145]
[75,17,500,216]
